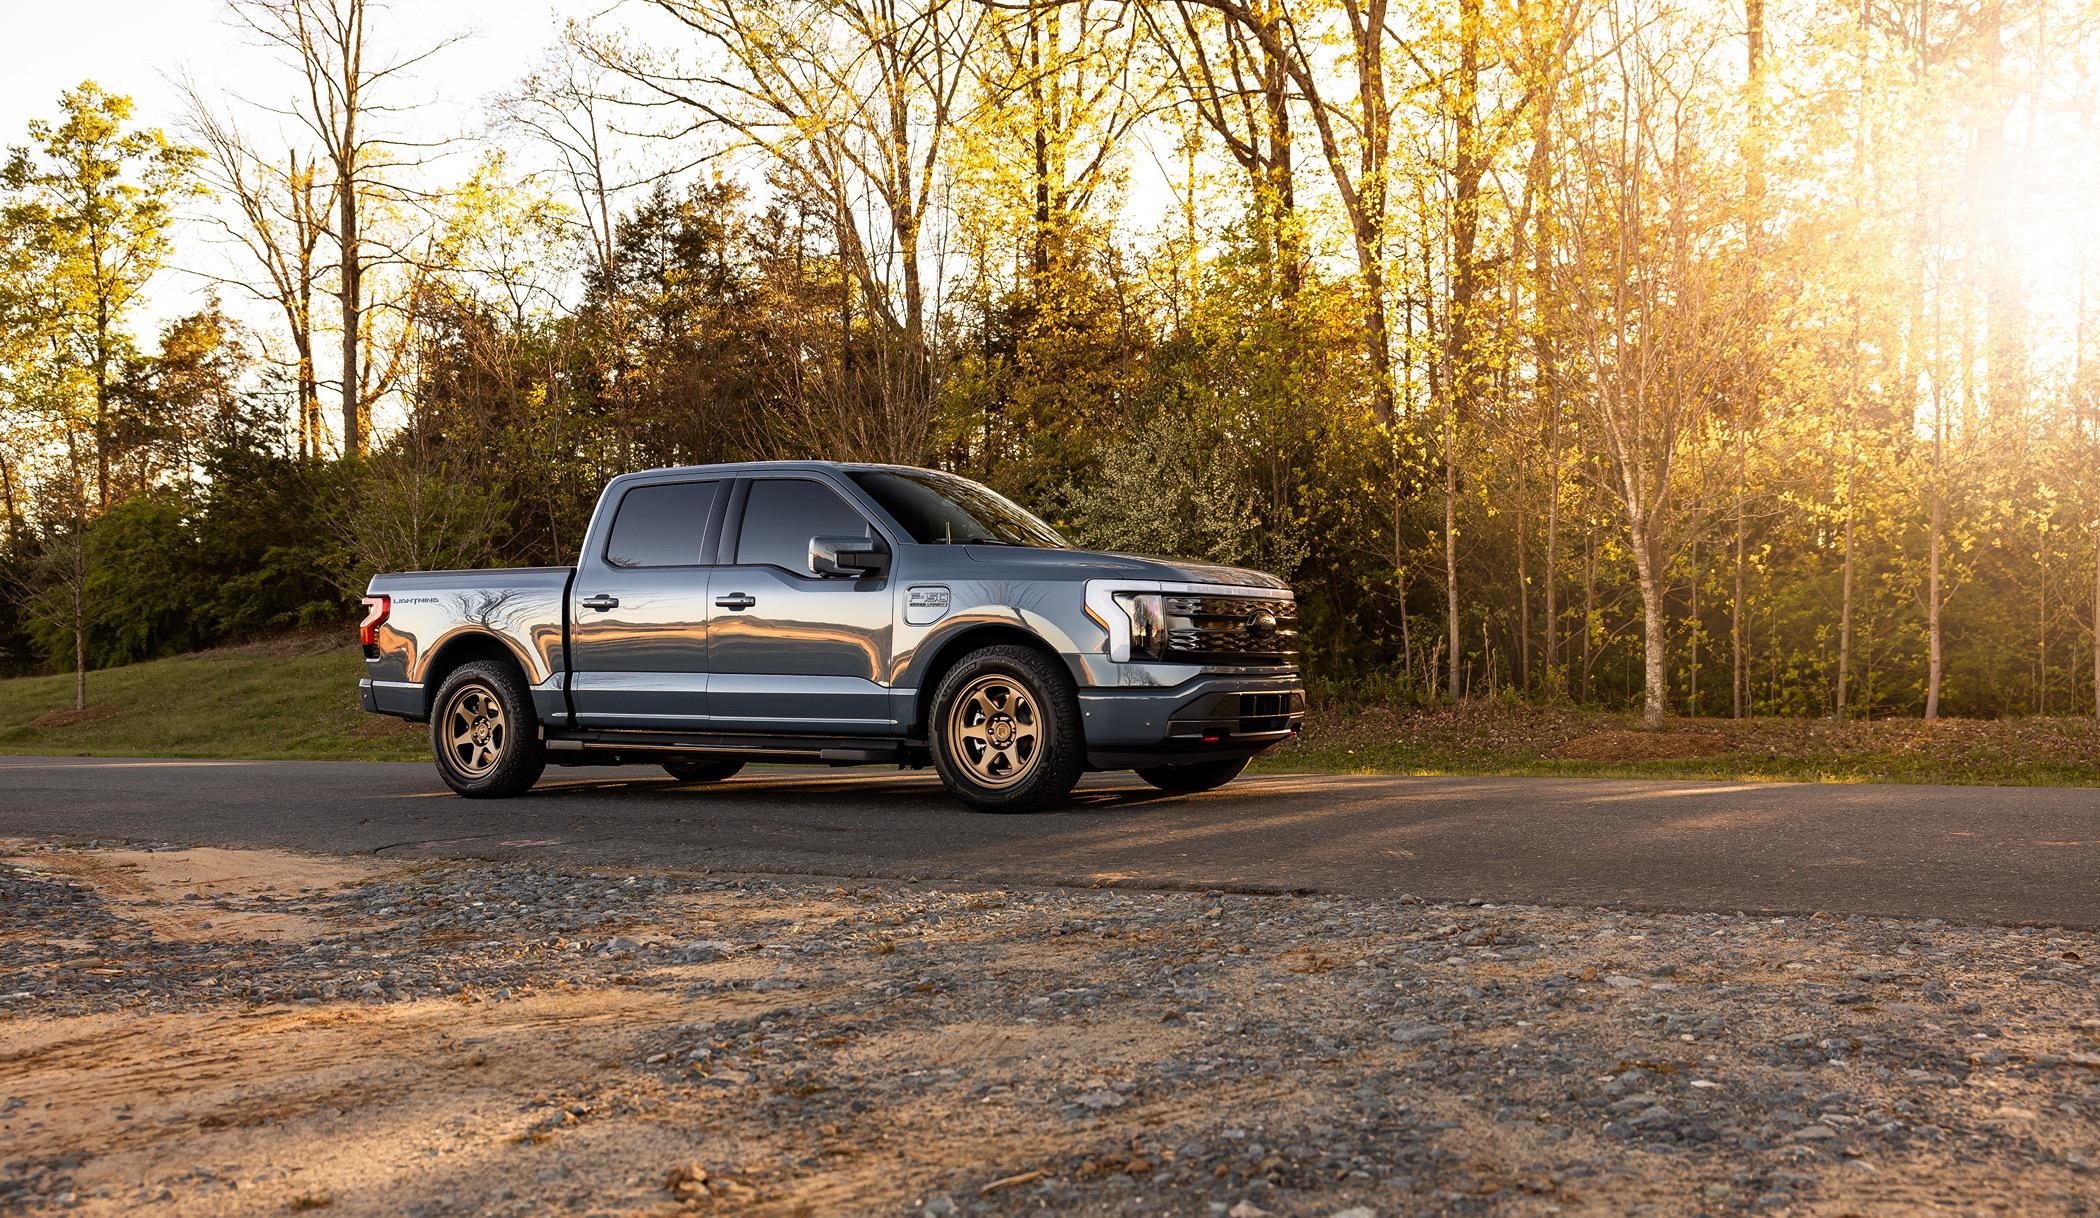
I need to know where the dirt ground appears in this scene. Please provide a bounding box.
[3,839,2097,1217]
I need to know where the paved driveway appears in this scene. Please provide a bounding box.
[3,757,2096,925]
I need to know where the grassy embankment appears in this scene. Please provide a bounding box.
[0,635,423,762]
[4,637,2098,785]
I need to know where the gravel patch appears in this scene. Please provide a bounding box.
[3,838,2096,1216]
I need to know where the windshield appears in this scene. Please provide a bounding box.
[848,470,1070,549]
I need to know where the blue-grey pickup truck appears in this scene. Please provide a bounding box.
[358,461,1303,811]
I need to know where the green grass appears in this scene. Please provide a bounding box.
[0,638,423,762]
[7,639,2100,787]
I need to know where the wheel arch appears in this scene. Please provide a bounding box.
[907,622,1067,737]
[420,631,532,718]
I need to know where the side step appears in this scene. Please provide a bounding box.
[544,729,912,767]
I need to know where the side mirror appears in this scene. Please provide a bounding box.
[809,535,889,578]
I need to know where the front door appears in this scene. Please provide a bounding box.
[566,478,724,727]
[706,476,898,735]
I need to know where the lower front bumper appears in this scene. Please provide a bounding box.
[1078,674,1305,769]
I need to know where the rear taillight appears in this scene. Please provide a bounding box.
[359,595,391,647]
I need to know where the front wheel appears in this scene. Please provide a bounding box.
[663,758,746,784]
[430,660,546,798]
[929,645,1085,813]
[1134,756,1248,794]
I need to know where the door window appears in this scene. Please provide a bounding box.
[735,479,874,574]
[602,481,720,568]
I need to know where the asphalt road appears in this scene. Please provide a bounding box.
[3,756,2098,926]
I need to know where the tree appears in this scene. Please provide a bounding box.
[227,0,462,457]
[497,29,651,285]
[590,0,985,461]
[1559,4,1737,727]
[2,82,198,507]
[183,87,334,456]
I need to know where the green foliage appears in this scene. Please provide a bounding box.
[14,444,351,670]
[1056,408,1268,567]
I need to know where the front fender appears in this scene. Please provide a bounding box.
[889,579,1101,693]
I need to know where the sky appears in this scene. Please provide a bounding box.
[0,0,597,146]
[0,0,603,331]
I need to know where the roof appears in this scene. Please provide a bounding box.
[611,460,934,481]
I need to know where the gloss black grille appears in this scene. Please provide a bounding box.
[1162,594,1298,663]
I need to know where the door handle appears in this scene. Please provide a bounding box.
[580,594,619,611]
[714,592,757,611]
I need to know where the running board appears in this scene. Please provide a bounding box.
[544,729,911,766]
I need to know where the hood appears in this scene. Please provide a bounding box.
[961,544,1289,591]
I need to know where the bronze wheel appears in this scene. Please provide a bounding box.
[943,672,1043,790]
[440,681,508,780]
[429,660,545,798]
[929,645,1083,813]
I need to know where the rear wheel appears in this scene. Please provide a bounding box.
[1134,756,1248,795]
[430,660,546,798]
[662,758,746,784]
[929,645,1084,813]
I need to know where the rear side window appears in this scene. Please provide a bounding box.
[603,481,720,568]
[735,479,873,573]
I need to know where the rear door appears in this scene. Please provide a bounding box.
[566,478,725,727]
[705,476,899,735]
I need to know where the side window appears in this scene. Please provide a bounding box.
[603,481,720,568]
[735,479,873,574]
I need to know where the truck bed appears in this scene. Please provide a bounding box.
[361,566,575,720]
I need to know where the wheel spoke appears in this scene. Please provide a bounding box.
[946,672,1052,789]
[440,682,513,778]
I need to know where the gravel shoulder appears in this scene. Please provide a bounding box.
[3,838,2098,1217]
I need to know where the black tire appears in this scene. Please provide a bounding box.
[662,758,746,784]
[429,660,546,798]
[1134,756,1249,794]
[929,644,1084,813]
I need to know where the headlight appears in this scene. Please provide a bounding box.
[1112,591,1166,659]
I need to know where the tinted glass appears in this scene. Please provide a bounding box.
[735,479,874,573]
[603,481,718,568]
[848,470,1068,548]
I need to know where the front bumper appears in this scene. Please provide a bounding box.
[1078,673,1306,769]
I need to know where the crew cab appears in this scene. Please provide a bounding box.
[357,462,1304,811]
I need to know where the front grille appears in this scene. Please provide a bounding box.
[1162,594,1298,664]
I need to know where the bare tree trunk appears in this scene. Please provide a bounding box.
[1581,504,1597,703]
[1444,404,1461,701]
[1689,542,1700,712]
[1926,442,1944,720]
[1443,0,1482,701]
[1545,417,1560,687]
[93,307,112,506]
[1733,0,1765,721]
[1926,283,1946,720]
[1534,94,1560,693]
[68,501,88,710]
[338,128,361,456]
[74,586,87,710]
[2092,526,2099,723]
[1632,529,1667,727]
[1517,453,1531,690]
[2039,523,2049,714]
[1838,486,1857,716]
